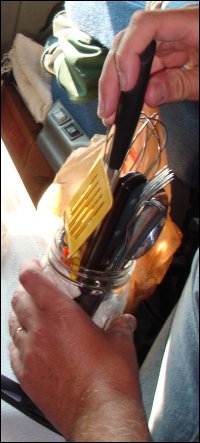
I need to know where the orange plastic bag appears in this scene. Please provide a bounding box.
[126,214,182,312]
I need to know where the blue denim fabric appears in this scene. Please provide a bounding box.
[160,102,199,187]
[140,248,199,442]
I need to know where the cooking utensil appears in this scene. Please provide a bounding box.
[81,171,147,269]
[75,191,168,317]
[97,167,173,270]
[81,40,156,265]
[108,191,169,271]
[135,166,174,213]
[105,40,156,190]
[64,157,113,256]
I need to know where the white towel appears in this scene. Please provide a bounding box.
[9,33,53,123]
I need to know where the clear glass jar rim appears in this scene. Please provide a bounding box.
[48,228,135,285]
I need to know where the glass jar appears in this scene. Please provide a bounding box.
[42,227,135,329]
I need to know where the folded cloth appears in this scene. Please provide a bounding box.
[9,33,53,123]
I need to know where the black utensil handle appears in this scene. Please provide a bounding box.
[81,172,146,270]
[108,40,156,171]
[98,181,147,270]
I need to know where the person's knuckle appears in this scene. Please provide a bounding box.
[98,75,105,91]
[8,311,15,325]
[18,267,30,286]
[19,262,40,286]
[14,332,23,346]
[23,344,37,368]
[22,306,33,323]
[172,71,191,100]
[174,73,185,99]
[8,315,15,336]
[113,31,123,47]
[130,9,152,28]
[114,47,125,72]
[19,367,32,390]
[11,289,20,307]
[33,324,45,343]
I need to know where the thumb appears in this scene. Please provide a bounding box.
[145,67,199,106]
[106,314,137,341]
[19,258,74,311]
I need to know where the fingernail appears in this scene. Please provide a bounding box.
[118,71,127,90]
[123,314,137,331]
[97,100,105,118]
[151,81,168,105]
[102,118,109,127]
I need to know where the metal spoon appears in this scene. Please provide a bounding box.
[108,191,169,270]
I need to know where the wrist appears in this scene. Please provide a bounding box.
[69,382,151,442]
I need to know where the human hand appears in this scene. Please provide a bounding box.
[98,7,199,126]
[9,259,151,442]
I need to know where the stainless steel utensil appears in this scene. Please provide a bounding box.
[81,171,147,269]
[135,166,174,212]
[108,191,169,271]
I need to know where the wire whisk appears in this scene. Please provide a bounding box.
[103,111,167,180]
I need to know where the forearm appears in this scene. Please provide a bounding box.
[70,395,151,442]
